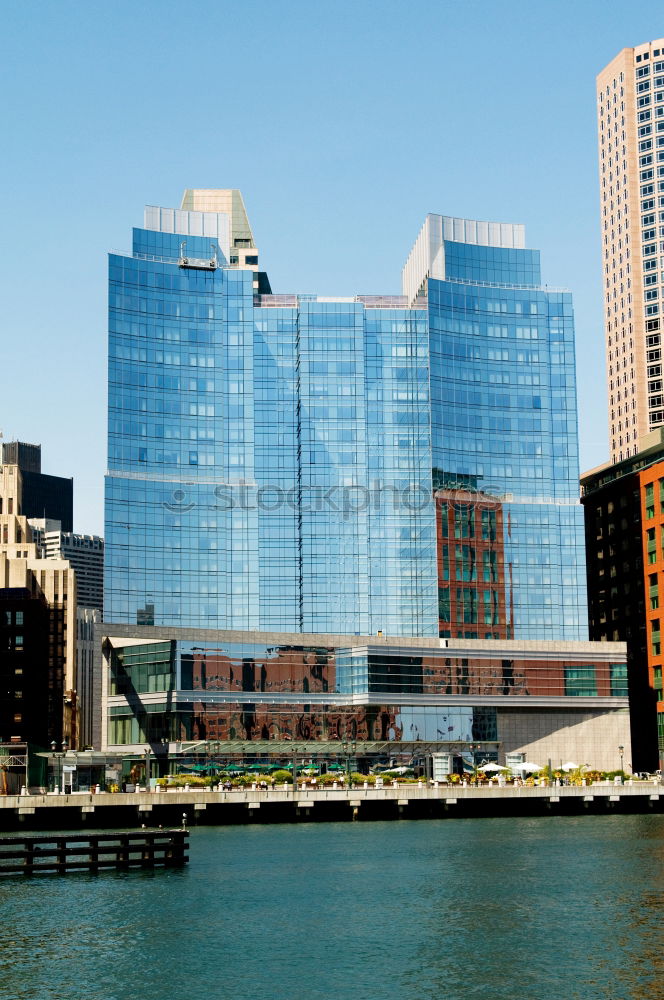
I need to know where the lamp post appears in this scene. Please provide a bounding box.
[160,737,168,779]
[468,743,482,774]
[618,744,624,774]
[50,740,67,794]
[341,737,357,788]
[144,746,152,790]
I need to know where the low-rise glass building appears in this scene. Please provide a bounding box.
[100,625,629,771]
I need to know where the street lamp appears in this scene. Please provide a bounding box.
[618,744,624,773]
[341,737,357,787]
[50,740,68,794]
[144,746,152,790]
[468,743,482,774]
[160,737,168,778]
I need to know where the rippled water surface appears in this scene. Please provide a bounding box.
[0,815,662,1000]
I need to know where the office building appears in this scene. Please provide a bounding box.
[581,429,664,769]
[105,191,587,642]
[100,622,629,771]
[1,446,105,749]
[0,587,51,748]
[0,463,77,747]
[2,441,73,531]
[411,215,588,640]
[31,525,104,614]
[596,38,664,462]
[27,519,104,747]
[100,189,616,765]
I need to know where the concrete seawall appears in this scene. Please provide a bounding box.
[1,783,662,831]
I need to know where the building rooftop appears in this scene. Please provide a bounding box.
[581,429,664,495]
[402,213,529,305]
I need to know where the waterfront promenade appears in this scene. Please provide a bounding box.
[1,779,662,830]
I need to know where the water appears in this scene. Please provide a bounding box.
[0,815,662,1000]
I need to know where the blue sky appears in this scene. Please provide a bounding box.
[1,1,661,534]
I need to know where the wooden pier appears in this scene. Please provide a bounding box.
[0,829,189,875]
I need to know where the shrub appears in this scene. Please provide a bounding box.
[167,774,208,787]
[318,772,340,785]
[232,774,257,787]
[270,769,293,783]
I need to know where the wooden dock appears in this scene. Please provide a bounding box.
[0,829,189,875]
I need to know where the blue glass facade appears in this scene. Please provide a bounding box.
[429,238,587,639]
[106,220,437,634]
[106,202,586,641]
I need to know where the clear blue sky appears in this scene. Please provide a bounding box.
[1,1,661,534]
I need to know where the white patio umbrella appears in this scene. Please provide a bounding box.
[560,762,579,771]
[478,763,508,772]
[512,761,542,772]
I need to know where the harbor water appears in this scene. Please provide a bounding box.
[0,814,662,1000]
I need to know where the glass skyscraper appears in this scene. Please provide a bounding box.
[105,192,587,640]
[406,215,588,639]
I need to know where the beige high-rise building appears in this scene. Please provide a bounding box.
[0,461,78,747]
[598,39,664,462]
